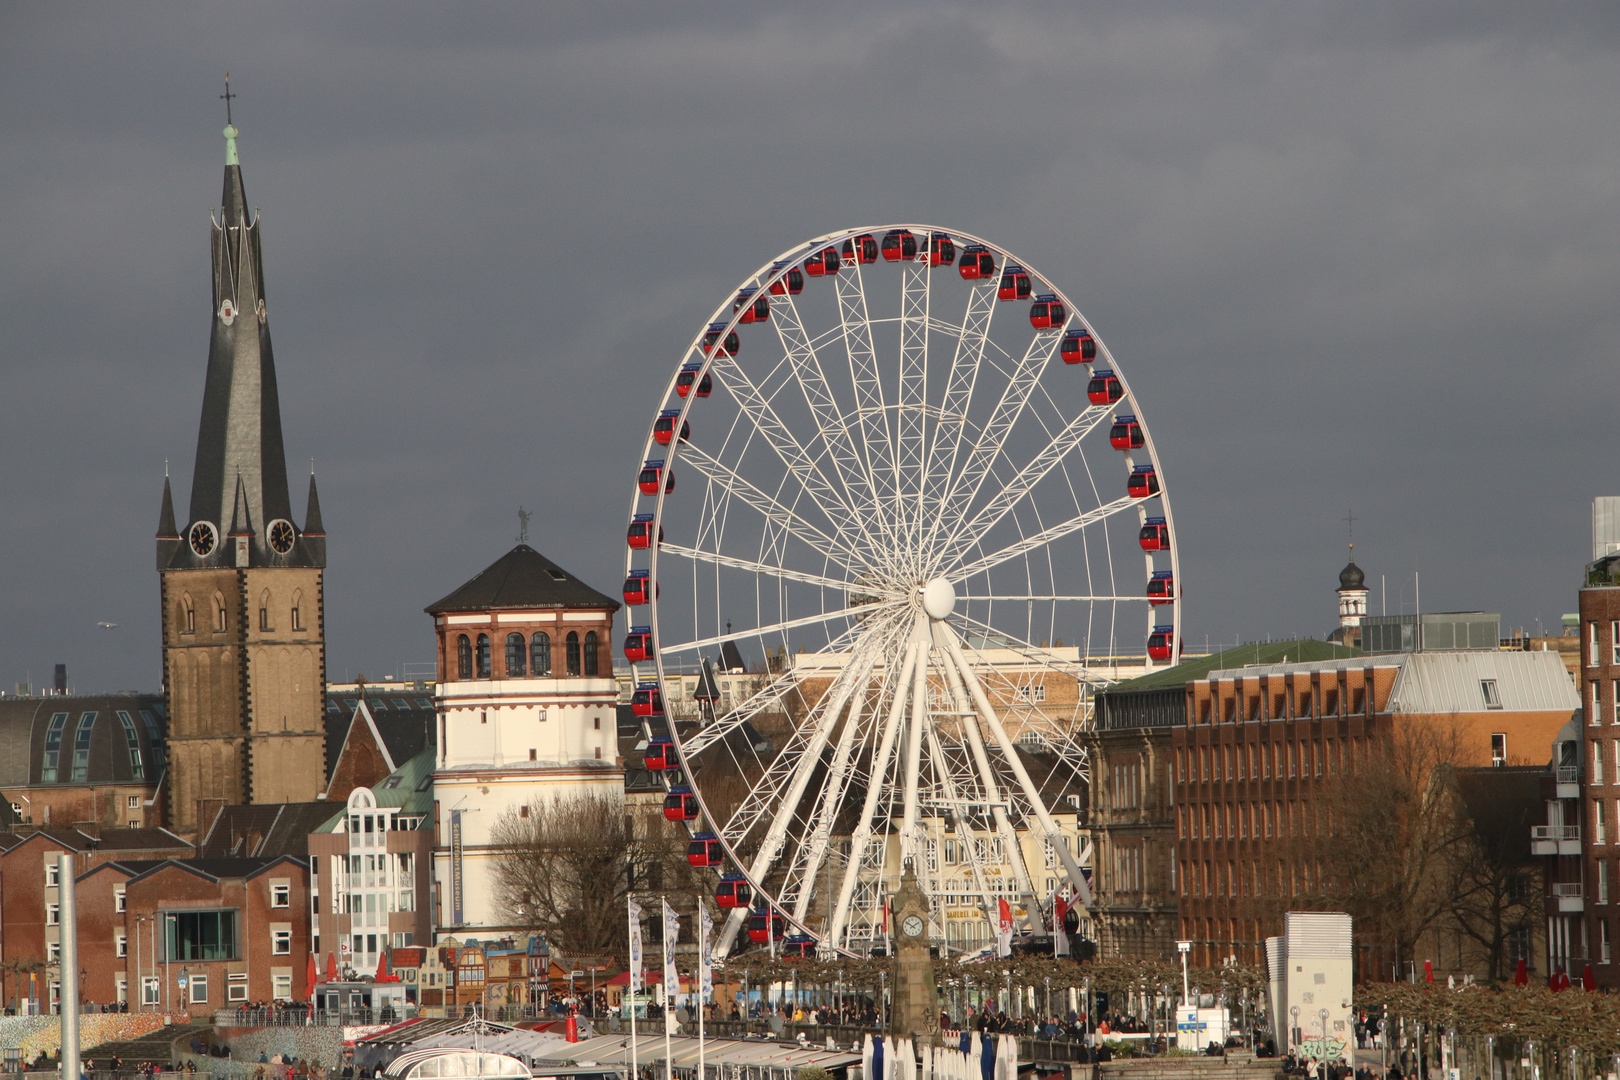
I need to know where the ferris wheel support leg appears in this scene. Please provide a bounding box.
[827,639,920,950]
[714,639,875,957]
[937,625,1095,911]
[929,622,1044,936]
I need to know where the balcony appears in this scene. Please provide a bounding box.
[1533,825,1582,856]
[1553,882,1585,913]
[1557,766,1582,799]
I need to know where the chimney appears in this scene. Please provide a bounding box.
[54,665,67,695]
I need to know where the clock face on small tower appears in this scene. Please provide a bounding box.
[902,914,925,938]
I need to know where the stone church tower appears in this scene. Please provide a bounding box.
[156,119,327,838]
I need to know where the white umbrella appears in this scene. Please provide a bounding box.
[863,1034,874,1080]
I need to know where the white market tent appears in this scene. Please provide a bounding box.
[539,1034,860,1080]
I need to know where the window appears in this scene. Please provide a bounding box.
[228,980,249,1002]
[1593,622,1601,668]
[215,596,227,633]
[116,711,145,780]
[566,631,581,676]
[1481,680,1501,709]
[114,888,126,913]
[505,633,526,678]
[475,634,491,678]
[1598,800,1608,847]
[182,595,195,634]
[271,928,292,955]
[128,795,140,808]
[46,863,59,887]
[1601,860,1610,905]
[141,977,160,1005]
[1614,622,1620,666]
[116,934,128,958]
[531,632,551,676]
[258,589,270,631]
[166,910,240,961]
[1596,741,1606,786]
[189,975,208,1004]
[1603,919,1612,965]
[1614,681,1620,725]
[1595,682,1603,726]
[46,903,59,926]
[456,635,472,680]
[272,973,292,1000]
[1491,733,1507,767]
[271,884,290,908]
[584,631,600,677]
[70,711,97,782]
[291,590,304,631]
[47,942,60,963]
[1614,740,1620,782]
[41,711,68,782]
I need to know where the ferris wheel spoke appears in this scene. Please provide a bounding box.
[933,326,1066,552]
[662,603,892,659]
[920,282,998,550]
[936,623,1094,909]
[660,543,851,595]
[958,594,1137,604]
[706,353,881,569]
[948,609,1114,691]
[935,402,1111,571]
[894,261,931,559]
[772,292,884,537]
[678,443,862,571]
[921,720,997,932]
[834,262,899,521]
[951,493,1139,583]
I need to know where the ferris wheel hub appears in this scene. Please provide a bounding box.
[920,577,956,621]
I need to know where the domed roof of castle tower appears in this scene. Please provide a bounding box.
[425,544,620,615]
[1339,559,1366,592]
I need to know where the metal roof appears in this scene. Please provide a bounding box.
[1388,650,1579,713]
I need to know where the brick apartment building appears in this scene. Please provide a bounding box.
[1575,552,1620,986]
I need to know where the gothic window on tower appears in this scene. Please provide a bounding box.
[457,635,472,680]
[291,589,304,631]
[259,590,271,632]
[566,632,581,677]
[182,594,196,634]
[505,634,526,678]
[475,634,491,678]
[584,631,600,677]
[531,632,551,677]
[214,594,227,633]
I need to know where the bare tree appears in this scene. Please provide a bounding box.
[489,790,693,958]
[1442,767,1544,982]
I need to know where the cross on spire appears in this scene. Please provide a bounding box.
[221,72,237,125]
[1344,508,1357,552]
[517,507,531,545]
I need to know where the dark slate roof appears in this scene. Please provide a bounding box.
[125,855,305,884]
[324,691,434,781]
[0,694,167,789]
[87,827,192,852]
[425,545,619,615]
[198,802,335,859]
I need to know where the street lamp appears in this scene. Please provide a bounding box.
[1176,941,1192,1008]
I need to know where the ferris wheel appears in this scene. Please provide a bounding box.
[621,226,1179,959]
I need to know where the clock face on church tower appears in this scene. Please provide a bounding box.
[902,915,925,938]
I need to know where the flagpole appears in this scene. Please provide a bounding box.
[697,898,707,1080]
[661,895,675,1080]
[629,897,641,1080]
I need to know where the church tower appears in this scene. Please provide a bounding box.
[157,114,327,838]
[1330,547,1368,648]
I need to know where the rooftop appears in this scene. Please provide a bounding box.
[425,545,619,615]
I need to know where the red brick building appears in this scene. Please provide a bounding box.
[1576,556,1620,985]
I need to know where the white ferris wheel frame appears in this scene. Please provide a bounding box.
[622,224,1180,959]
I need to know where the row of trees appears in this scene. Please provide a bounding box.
[1358,982,1620,1071]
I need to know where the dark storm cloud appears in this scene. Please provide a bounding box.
[3,2,1618,689]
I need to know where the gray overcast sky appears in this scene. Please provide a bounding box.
[4,2,1619,692]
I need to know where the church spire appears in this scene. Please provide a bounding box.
[176,114,309,568]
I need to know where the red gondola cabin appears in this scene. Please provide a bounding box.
[1139,516,1169,551]
[627,514,664,550]
[639,460,674,496]
[676,363,714,399]
[842,234,879,264]
[734,288,770,324]
[749,907,787,944]
[1128,464,1160,498]
[688,832,723,868]
[958,244,996,281]
[768,263,805,296]
[1147,626,1175,661]
[1060,329,1096,364]
[1109,414,1144,450]
[632,683,664,717]
[644,736,675,772]
[1147,570,1175,605]
[715,873,753,909]
[1087,370,1123,405]
[664,786,700,822]
[781,933,817,959]
[881,229,918,262]
[653,410,690,446]
[624,626,655,662]
[1029,294,1066,330]
[928,234,957,267]
[701,324,739,358]
[804,247,842,276]
[623,570,655,606]
[998,265,1032,301]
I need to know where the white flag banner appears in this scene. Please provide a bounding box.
[699,902,714,1000]
[628,898,644,992]
[662,899,681,1001]
[996,898,1013,958]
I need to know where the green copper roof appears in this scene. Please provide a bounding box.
[1104,639,1363,692]
[224,124,239,166]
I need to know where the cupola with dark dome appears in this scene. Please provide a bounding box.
[1335,544,1369,636]
[1339,559,1365,592]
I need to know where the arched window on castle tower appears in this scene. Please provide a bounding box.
[531,632,551,677]
[457,635,472,680]
[476,634,491,678]
[259,589,271,632]
[505,633,526,678]
[291,589,303,631]
[584,631,600,677]
[181,594,195,635]
[566,632,581,677]
[214,593,227,633]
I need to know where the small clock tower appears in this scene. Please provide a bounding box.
[888,860,938,1041]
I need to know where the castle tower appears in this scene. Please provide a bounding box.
[157,117,327,838]
[1337,548,1368,628]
